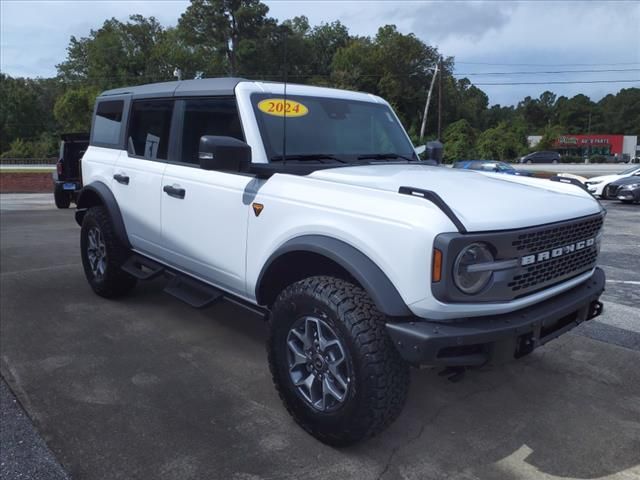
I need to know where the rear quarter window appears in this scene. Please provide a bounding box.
[92,100,124,147]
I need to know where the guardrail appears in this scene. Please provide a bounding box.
[0,158,57,165]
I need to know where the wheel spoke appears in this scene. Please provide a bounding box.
[287,339,308,368]
[323,376,344,403]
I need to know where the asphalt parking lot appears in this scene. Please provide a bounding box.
[1,195,639,480]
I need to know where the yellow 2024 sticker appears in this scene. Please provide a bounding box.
[257,98,308,117]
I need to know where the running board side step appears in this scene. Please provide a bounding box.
[163,274,224,309]
[121,253,268,318]
[122,254,165,280]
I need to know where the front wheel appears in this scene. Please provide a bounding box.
[80,206,136,298]
[268,276,410,446]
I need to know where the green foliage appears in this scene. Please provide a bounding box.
[1,133,57,158]
[2,1,638,158]
[537,124,564,150]
[476,122,528,161]
[54,86,101,133]
[0,74,60,153]
[443,119,478,162]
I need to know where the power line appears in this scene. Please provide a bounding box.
[454,68,640,76]
[474,79,640,86]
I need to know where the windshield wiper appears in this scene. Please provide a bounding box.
[270,154,348,164]
[357,153,418,162]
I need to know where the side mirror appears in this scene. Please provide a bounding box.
[415,145,426,155]
[424,140,444,165]
[199,136,251,172]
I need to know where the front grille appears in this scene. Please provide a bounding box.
[432,212,604,303]
[508,247,598,293]
[511,215,603,254]
[506,215,603,296]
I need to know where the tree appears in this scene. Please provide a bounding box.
[442,119,478,162]
[536,124,563,151]
[476,121,528,161]
[178,0,277,76]
[0,74,59,153]
[54,86,101,133]
[554,94,595,134]
[57,15,168,89]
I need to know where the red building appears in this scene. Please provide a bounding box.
[553,134,624,157]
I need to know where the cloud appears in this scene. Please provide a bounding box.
[1,0,638,105]
[399,1,515,42]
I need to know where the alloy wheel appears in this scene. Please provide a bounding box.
[286,316,351,412]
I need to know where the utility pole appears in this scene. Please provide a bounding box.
[437,56,443,140]
[419,63,439,142]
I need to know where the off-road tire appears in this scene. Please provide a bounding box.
[54,185,71,209]
[268,276,410,446]
[80,206,136,298]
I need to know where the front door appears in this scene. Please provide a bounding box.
[160,97,253,297]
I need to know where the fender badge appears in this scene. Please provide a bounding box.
[252,203,264,217]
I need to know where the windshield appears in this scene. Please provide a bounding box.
[619,166,639,175]
[251,94,417,163]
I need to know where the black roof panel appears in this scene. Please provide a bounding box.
[98,77,247,99]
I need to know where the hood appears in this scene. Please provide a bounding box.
[586,174,620,184]
[610,175,640,186]
[309,165,602,232]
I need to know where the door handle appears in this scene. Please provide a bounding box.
[113,173,130,185]
[163,185,186,199]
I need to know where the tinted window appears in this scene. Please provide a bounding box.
[251,94,415,161]
[93,100,124,146]
[180,98,243,164]
[128,100,173,160]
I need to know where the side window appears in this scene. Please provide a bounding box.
[92,100,124,146]
[128,100,173,160]
[180,98,244,164]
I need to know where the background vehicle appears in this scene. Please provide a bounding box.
[519,151,561,164]
[585,166,640,197]
[75,78,605,446]
[452,160,534,176]
[616,182,640,204]
[53,133,88,208]
[556,172,588,184]
[600,175,640,202]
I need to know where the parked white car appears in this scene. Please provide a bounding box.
[585,166,640,198]
[76,78,606,445]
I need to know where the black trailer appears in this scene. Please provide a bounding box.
[53,133,89,208]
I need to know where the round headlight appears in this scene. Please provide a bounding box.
[453,243,494,294]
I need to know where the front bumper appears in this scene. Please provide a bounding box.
[617,189,639,202]
[386,268,605,366]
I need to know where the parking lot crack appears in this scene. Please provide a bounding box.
[375,383,500,480]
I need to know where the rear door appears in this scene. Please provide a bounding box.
[112,99,173,257]
[160,97,253,296]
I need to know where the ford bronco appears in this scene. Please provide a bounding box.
[75,78,605,445]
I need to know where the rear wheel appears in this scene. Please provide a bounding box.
[54,185,71,209]
[268,276,410,446]
[80,206,136,298]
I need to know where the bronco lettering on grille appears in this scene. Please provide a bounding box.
[521,238,595,266]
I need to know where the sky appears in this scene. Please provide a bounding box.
[1,0,639,106]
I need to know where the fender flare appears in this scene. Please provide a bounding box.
[75,181,131,248]
[256,235,411,317]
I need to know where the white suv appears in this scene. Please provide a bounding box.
[76,78,606,445]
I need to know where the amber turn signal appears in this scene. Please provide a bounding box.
[432,248,443,283]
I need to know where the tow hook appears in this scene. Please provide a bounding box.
[588,301,604,320]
